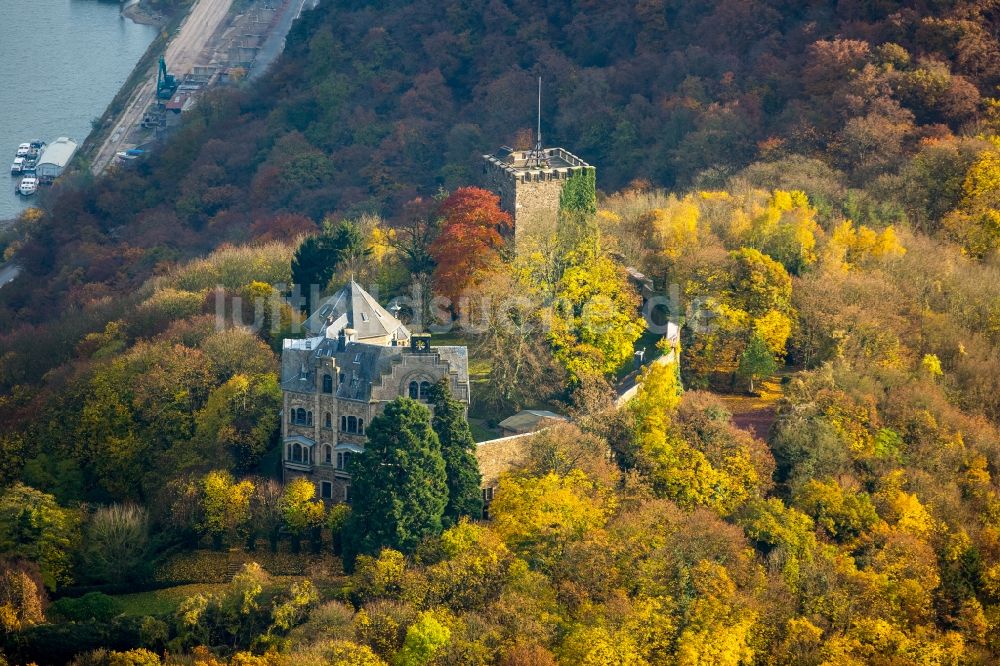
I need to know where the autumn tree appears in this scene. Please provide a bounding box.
[343,398,448,567]
[489,470,609,573]
[942,137,1000,259]
[429,187,512,305]
[199,471,254,550]
[193,373,281,474]
[0,484,80,590]
[472,265,562,411]
[0,562,46,633]
[280,478,326,553]
[549,254,644,381]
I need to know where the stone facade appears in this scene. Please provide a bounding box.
[280,281,470,503]
[474,433,532,513]
[482,146,594,251]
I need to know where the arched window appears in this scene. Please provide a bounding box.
[292,443,302,462]
[343,452,352,470]
[286,444,292,459]
[295,408,307,425]
[347,416,357,433]
[419,381,431,400]
[408,381,419,399]
[324,445,332,464]
[336,452,343,469]
[307,411,313,426]
[340,415,347,431]
[322,374,333,394]
[358,418,364,435]
[324,412,332,428]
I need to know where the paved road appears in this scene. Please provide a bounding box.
[91,0,235,174]
[0,263,21,290]
[249,0,318,80]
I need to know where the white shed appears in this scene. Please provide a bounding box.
[36,137,77,179]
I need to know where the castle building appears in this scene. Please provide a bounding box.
[279,280,470,502]
[482,145,594,250]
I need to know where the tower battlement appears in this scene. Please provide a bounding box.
[481,146,594,250]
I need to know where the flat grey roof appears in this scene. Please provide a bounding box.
[483,146,591,176]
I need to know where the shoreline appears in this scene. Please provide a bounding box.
[121,0,168,27]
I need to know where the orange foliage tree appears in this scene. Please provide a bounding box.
[429,187,512,306]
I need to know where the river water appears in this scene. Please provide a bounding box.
[0,0,157,222]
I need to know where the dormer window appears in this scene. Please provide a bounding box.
[353,353,361,364]
[360,312,369,322]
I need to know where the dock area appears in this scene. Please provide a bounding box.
[90,0,315,176]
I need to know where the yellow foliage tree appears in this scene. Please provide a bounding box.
[651,195,700,261]
[942,138,1000,258]
[489,470,610,572]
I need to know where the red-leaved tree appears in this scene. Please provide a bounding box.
[429,187,513,306]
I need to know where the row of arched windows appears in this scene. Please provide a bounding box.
[287,442,356,471]
[319,444,354,471]
[408,380,432,400]
[289,408,312,426]
[293,408,366,437]
[286,442,314,464]
[341,415,363,434]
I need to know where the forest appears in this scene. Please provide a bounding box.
[1,0,1000,663]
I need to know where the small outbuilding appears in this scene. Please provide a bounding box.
[497,409,567,437]
[36,137,77,180]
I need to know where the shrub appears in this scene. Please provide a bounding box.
[50,592,124,623]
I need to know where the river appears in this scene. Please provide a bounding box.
[0,0,158,222]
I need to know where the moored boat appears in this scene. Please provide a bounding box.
[11,157,24,175]
[17,176,38,196]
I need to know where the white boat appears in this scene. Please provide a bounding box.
[17,176,37,196]
[10,157,24,175]
[15,143,31,158]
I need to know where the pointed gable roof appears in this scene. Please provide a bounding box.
[303,279,410,342]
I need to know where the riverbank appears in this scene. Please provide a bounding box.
[121,0,169,28]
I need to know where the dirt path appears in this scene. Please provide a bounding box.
[91,0,235,175]
[713,374,787,440]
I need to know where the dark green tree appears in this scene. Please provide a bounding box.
[343,398,447,568]
[291,219,370,313]
[737,332,778,394]
[428,381,483,526]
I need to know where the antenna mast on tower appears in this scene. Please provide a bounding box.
[526,76,549,168]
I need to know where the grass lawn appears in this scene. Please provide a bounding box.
[469,417,500,442]
[113,583,229,616]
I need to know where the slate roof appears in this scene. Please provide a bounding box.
[282,280,468,402]
[498,409,567,433]
[280,337,470,402]
[303,280,410,341]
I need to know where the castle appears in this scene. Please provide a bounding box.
[280,280,470,502]
[482,145,594,249]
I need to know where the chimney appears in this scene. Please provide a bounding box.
[410,333,431,352]
[344,328,357,344]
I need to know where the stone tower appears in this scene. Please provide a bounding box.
[482,145,594,251]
